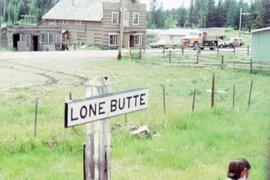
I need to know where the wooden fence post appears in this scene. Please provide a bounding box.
[69,92,72,101]
[233,84,236,109]
[250,59,253,74]
[69,92,76,131]
[247,45,250,55]
[182,48,184,56]
[169,50,172,63]
[162,46,165,54]
[192,88,196,112]
[196,52,199,64]
[139,48,142,59]
[161,85,166,114]
[248,80,253,107]
[211,73,215,107]
[34,97,39,138]
[125,114,128,126]
[84,77,111,180]
[233,46,236,54]
[221,55,224,65]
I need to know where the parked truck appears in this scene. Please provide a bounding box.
[182,28,225,50]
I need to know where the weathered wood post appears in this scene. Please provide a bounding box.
[248,80,253,107]
[169,50,172,63]
[233,46,236,54]
[211,73,215,107]
[192,88,196,112]
[161,84,166,114]
[34,97,39,138]
[247,45,250,55]
[84,77,111,180]
[233,84,236,109]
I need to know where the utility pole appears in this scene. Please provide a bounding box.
[239,8,242,37]
[238,8,251,37]
[118,0,125,60]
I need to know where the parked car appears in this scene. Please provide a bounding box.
[225,37,245,48]
[218,39,226,48]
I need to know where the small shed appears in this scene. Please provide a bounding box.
[251,27,270,61]
[0,25,64,51]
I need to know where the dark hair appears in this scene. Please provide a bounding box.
[227,160,245,180]
[237,158,251,170]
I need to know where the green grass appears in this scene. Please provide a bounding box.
[0,55,269,179]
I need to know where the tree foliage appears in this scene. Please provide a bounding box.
[148,0,269,30]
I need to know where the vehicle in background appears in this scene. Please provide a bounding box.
[147,29,190,49]
[181,28,225,50]
[224,37,245,48]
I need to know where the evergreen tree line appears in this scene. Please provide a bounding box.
[0,0,269,30]
[148,0,270,30]
[0,0,59,25]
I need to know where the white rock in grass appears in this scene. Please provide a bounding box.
[131,125,150,136]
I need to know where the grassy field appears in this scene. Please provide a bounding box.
[0,54,269,180]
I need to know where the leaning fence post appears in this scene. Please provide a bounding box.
[248,80,253,107]
[169,50,172,63]
[250,59,253,74]
[233,46,236,54]
[192,88,196,112]
[247,45,250,55]
[233,84,236,109]
[34,97,39,138]
[211,73,215,107]
[161,84,166,114]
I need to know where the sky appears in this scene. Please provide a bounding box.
[141,0,190,10]
[141,0,251,10]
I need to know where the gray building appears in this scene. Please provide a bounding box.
[41,0,147,49]
[251,27,270,61]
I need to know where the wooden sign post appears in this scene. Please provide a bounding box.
[64,77,149,180]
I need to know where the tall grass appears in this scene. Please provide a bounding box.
[0,56,269,179]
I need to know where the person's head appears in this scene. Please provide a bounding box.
[227,160,245,180]
[236,158,251,178]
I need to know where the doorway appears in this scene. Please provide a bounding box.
[13,34,20,50]
[32,35,38,51]
[130,35,135,48]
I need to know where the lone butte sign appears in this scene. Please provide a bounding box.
[65,89,149,128]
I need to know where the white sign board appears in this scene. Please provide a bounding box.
[65,89,149,128]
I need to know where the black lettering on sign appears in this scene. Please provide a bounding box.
[118,98,125,110]
[71,108,78,121]
[99,101,106,115]
[89,103,97,117]
[80,106,87,119]
[140,93,146,105]
[111,99,117,112]
[126,96,132,108]
[133,95,139,107]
